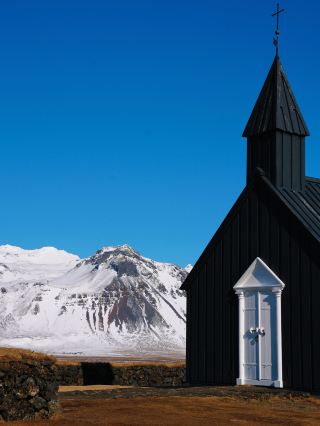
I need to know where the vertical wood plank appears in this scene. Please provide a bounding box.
[191,277,199,383]
[214,241,223,384]
[269,211,280,276]
[300,248,312,390]
[279,225,292,388]
[249,191,259,260]
[291,135,300,190]
[282,132,292,189]
[259,197,270,264]
[311,263,320,391]
[240,199,249,274]
[198,264,206,383]
[186,287,191,384]
[231,213,240,380]
[206,256,214,383]
[290,236,302,388]
[223,226,232,383]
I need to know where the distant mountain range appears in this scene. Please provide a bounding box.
[0,244,190,356]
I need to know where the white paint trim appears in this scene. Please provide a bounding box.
[234,257,285,290]
[236,378,283,388]
[238,291,245,383]
[257,291,261,381]
[274,288,283,385]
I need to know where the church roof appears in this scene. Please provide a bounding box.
[243,55,310,137]
[181,172,320,290]
[265,176,320,242]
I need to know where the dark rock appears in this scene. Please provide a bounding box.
[0,358,59,421]
[1,399,35,421]
[30,396,47,410]
[42,382,59,401]
[18,377,40,398]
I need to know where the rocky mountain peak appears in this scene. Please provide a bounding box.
[98,244,138,256]
[0,244,190,356]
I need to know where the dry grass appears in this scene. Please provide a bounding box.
[56,360,81,366]
[0,347,56,363]
[56,354,185,364]
[111,361,185,368]
[56,359,185,368]
[59,385,132,392]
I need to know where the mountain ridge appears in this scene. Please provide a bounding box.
[0,244,189,356]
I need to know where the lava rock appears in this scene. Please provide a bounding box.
[0,354,59,421]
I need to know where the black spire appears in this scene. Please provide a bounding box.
[243,55,309,137]
[244,55,310,192]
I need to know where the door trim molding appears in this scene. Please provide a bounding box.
[236,378,283,388]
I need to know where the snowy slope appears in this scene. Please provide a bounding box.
[0,245,188,356]
[0,245,79,283]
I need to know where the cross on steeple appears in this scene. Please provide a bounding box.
[272,3,285,55]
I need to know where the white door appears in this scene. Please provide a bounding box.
[234,257,284,388]
[243,290,276,384]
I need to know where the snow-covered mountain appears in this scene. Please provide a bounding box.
[0,245,188,356]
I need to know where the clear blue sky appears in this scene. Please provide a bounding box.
[0,0,319,266]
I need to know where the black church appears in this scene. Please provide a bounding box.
[181,52,320,391]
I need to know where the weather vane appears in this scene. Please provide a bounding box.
[272,3,285,55]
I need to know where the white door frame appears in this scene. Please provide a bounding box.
[233,257,285,388]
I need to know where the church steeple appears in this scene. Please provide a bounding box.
[243,55,309,137]
[243,54,310,191]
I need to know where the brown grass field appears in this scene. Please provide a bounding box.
[0,348,55,363]
[55,354,185,364]
[2,385,320,426]
[56,359,185,368]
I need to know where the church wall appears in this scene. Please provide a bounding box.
[186,184,320,391]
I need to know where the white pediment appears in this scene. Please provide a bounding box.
[233,257,285,290]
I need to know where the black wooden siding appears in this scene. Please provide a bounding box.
[247,132,305,191]
[186,181,320,391]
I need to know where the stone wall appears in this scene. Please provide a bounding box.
[56,363,83,386]
[0,349,59,421]
[112,364,185,387]
[57,362,186,387]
